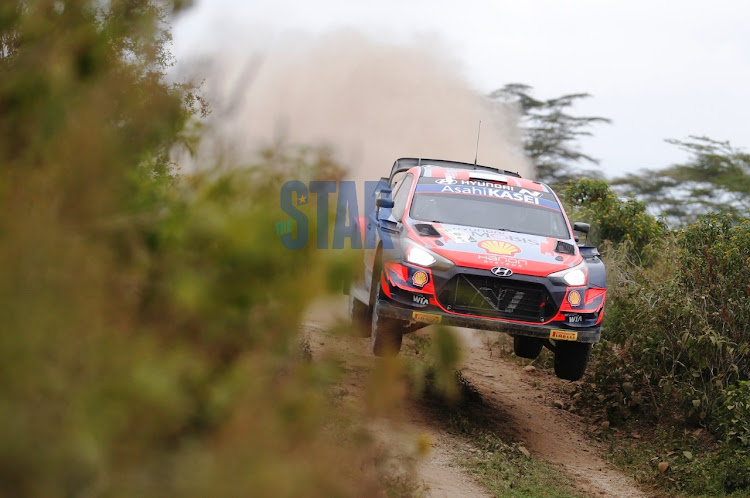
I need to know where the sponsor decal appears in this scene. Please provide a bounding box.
[478,254,528,267]
[478,240,521,256]
[459,179,512,189]
[491,267,513,277]
[412,311,442,324]
[436,177,457,185]
[550,329,578,341]
[412,270,429,288]
[437,226,541,246]
[566,314,583,324]
[505,234,541,246]
[415,181,562,211]
[438,185,542,205]
[440,226,476,243]
[567,290,582,307]
[412,294,429,306]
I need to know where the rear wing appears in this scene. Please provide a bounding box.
[388,157,521,185]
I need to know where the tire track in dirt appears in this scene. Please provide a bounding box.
[456,329,648,497]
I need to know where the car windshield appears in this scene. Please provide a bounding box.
[410,191,570,239]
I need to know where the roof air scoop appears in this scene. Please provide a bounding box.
[468,171,508,184]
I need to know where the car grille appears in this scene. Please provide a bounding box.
[437,274,556,322]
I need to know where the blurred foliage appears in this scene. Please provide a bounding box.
[613,136,750,226]
[427,327,462,402]
[489,83,610,184]
[0,2,410,496]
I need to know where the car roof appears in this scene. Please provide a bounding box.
[390,157,550,193]
[390,157,521,182]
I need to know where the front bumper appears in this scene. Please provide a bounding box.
[375,298,601,344]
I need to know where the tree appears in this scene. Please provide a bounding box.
[489,83,611,184]
[561,178,664,263]
[613,136,750,226]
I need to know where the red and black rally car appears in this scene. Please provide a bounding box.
[347,158,606,381]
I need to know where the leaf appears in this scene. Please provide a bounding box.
[518,446,531,458]
[692,399,701,408]
[658,461,670,474]
[683,451,693,460]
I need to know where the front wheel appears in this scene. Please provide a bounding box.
[513,336,543,359]
[553,342,592,381]
[371,285,404,357]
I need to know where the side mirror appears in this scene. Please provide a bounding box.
[376,197,394,209]
[573,222,590,246]
[375,187,394,209]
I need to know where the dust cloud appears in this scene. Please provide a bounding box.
[187,31,533,181]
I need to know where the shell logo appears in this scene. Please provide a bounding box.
[412,271,429,288]
[478,240,521,256]
[568,290,582,307]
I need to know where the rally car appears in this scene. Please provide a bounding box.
[347,158,606,381]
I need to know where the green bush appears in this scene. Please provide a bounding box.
[714,381,750,449]
[561,178,665,263]
[570,207,750,494]
[582,213,750,446]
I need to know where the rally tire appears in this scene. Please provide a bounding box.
[349,292,371,337]
[553,341,592,381]
[513,336,543,359]
[371,285,403,357]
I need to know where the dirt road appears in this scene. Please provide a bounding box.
[458,329,647,497]
[305,300,648,497]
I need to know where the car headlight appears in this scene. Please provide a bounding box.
[404,240,454,270]
[406,246,436,266]
[549,262,587,286]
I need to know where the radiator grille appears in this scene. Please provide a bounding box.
[437,274,556,322]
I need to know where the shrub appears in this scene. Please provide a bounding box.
[582,213,750,444]
[561,178,665,263]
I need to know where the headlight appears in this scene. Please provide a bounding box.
[406,246,436,266]
[404,240,454,270]
[549,262,587,286]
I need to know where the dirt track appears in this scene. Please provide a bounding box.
[305,300,648,497]
[457,329,647,497]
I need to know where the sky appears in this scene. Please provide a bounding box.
[172,0,750,179]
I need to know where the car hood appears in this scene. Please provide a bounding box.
[408,222,582,277]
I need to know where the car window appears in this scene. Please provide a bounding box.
[409,177,571,239]
[391,174,414,220]
[411,193,569,239]
[390,171,405,187]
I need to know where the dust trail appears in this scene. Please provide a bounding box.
[184,31,533,181]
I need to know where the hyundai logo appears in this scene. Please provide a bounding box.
[491,267,513,277]
[435,177,457,184]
